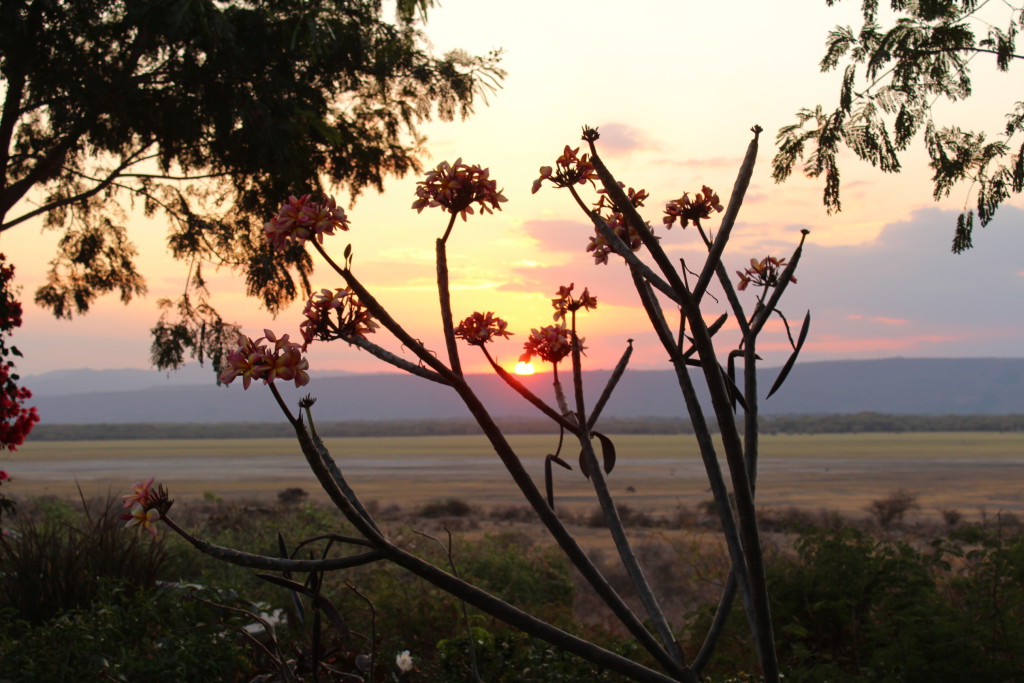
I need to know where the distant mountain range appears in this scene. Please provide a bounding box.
[21,358,1024,424]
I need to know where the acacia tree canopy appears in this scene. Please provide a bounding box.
[0,0,503,374]
[772,0,1023,252]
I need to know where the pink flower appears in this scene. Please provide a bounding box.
[123,476,155,509]
[663,185,724,229]
[520,324,577,365]
[299,287,378,350]
[532,146,598,194]
[412,158,507,221]
[0,470,8,481]
[219,334,266,389]
[551,284,598,322]
[264,194,349,250]
[124,502,161,536]
[736,256,796,291]
[455,312,513,346]
[220,332,311,389]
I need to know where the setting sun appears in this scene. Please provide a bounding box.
[513,361,535,375]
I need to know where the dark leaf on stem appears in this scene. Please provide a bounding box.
[593,431,617,475]
[767,311,811,399]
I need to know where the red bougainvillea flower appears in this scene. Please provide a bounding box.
[299,287,378,350]
[551,283,598,323]
[412,158,507,221]
[124,503,161,536]
[736,256,797,291]
[455,312,513,346]
[264,194,350,250]
[220,332,311,389]
[0,470,8,481]
[520,324,578,365]
[123,476,155,509]
[531,146,598,194]
[663,185,724,229]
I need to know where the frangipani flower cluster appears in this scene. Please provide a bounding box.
[531,145,599,194]
[663,185,724,229]
[219,331,310,389]
[551,283,597,323]
[412,158,507,220]
[586,185,652,264]
[454,311,512,346]
[520,324,576,366]
[300,287,378,350]
[121,477,171,536]
[264,194,349,250]
[736,256,797,291]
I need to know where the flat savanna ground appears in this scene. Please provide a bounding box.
[6,432,1023,523]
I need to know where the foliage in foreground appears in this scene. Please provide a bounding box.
[689,518,1024,682]
[2,497,1023,681]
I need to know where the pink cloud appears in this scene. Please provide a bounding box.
[593,123,654,156]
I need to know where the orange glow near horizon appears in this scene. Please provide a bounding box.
[514,361,535,375]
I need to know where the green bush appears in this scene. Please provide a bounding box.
[0,581,249,682]
[688,522,1024,682]
[435,628,637,682]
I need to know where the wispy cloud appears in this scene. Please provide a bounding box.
[593,123,657,156]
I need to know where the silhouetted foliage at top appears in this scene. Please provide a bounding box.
[773,0,1024,252]
[0,0,503,374]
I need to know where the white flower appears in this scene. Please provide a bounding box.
[395,649,414,673]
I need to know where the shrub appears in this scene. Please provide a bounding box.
[420,498,474,518]
[0,581,249,681]
[867,487,919,528]
[688,522,1024,682]
[0,495,168,624]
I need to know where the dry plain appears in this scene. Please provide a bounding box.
[5,432,1023,522]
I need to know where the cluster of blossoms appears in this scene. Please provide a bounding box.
[736,256,797,291]
[663,185,724,229]
[520,324,576,366]
[264,194,349,250]
[551,283,597,323]
[219,331,310,389]
[299,287,378,350]
[587,186,652,265]
[531,145,599,194]
[0,362,37,450]
[0,255,37,451]
[412,158,507,220]
[454,311,512,346]
[121,477,170,536]
[0,469,12,524]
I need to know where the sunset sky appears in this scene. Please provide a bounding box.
[3,0,1022,382]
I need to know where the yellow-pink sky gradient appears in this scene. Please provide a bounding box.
[3,0,1022,380]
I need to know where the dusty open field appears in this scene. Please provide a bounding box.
[4,432,1023,522]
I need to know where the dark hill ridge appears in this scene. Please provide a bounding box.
[22,358,1024,424]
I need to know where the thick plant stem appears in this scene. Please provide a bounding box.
[161,515,383,572]
[692,126,761,302]
[381,543,684,683]
[631,270,760,652]
[675,284,778,682]
[436,237,463,376]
